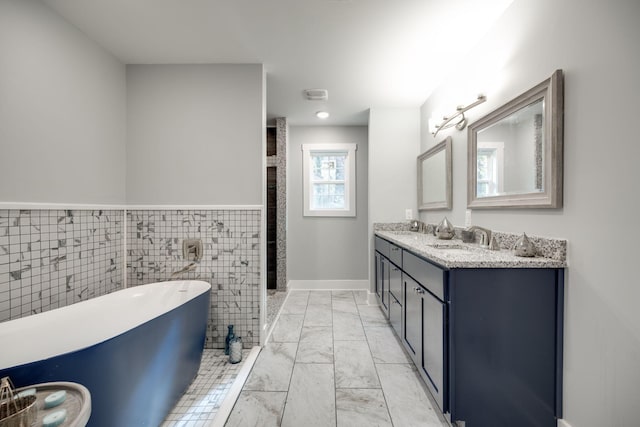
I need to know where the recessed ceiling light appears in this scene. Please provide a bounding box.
[316,111,330,119]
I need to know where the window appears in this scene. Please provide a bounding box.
[302,143,357,217]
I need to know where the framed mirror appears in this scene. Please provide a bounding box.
[468,69,563,208]
[418,136,452,210]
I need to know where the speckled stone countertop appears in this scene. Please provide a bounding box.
[375,230,567,269]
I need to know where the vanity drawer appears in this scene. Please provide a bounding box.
[403,250,445,301]
[375,236,390,258]
[389,243,402,266]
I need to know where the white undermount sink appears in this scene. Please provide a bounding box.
[427,243,467,249]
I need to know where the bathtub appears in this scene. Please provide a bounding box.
[0,280,211,427]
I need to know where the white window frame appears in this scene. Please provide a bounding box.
[302,143,357,217]
[477,141,504,197]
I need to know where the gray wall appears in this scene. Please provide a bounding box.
[126,64,264,204]
[288,126,368,281]
[368,108,420,292]
[0,0,127,203]
[419,0,640,425]
[368,108,420,223]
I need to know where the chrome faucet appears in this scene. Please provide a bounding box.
[466,225,492,247]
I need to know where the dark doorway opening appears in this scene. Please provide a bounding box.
[266,164,277,289]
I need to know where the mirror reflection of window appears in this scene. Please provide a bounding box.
[467,70,563,208]
[477,142,504,197]
[475,99,543,198]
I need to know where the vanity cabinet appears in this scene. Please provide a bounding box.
[375,236,402,334]
[375,234,564,427]
[380,256,390,316]
[403,259,447,412]
[374,252,382,299]
[388,263,402,336]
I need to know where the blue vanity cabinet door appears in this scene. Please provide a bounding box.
[375,250,390,318]
[380,256,390,318]
[389,261,402,302]
[403,274,422,363]
[422,288,446,412]
[448,268,563,427]
[374,252,382,299]
[389,263,403,337]
[375,237,391,318]
[389,293,402,337]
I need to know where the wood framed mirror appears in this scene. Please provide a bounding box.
[468,69,564,208]
[418,136,452,211]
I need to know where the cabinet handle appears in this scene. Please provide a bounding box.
[391,247,399,251]
[416,288,425,294]
[392,267,399,272]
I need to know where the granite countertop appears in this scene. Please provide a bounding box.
[375,230,567,269]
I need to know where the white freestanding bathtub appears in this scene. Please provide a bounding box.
[0,280,211,427]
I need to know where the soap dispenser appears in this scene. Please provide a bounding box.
[513,233,536,257]
[435,217,455,240]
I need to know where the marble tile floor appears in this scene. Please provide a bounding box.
[161,349,250,427]
[225,290,450,427]
[267,289,288,329]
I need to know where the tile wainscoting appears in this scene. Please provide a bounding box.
[0,209,123,322]
[127,209,261,348]
[0,207,262,349]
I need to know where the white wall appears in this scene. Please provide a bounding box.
[126,64,264,204]
[287,126,368,282]
[0,0,127,203]
[419,0,640,425]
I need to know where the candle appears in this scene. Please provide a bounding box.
[229,337,243,364]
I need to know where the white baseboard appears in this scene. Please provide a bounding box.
[558,419,573,427]
[287,279,369,290]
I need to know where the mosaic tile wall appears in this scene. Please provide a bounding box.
[0,209,123,322]
[275,117,288,290]
[126,209,261,349]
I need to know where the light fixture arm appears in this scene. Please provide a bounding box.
[432,94,487,137]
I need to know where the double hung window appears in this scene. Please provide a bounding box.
[302,143,357,217]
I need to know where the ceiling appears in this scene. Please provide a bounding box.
[42,0,514,126]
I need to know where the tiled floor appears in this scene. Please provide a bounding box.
[161,349,249,427]
[267,289,288,328]
[161,291,286,427]
[225,290,449,427]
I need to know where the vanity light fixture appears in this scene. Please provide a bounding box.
[431,94,487,137]
[316,111,330,119]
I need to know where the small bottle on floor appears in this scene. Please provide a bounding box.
[229,337,243,364]
[224,324,235,355]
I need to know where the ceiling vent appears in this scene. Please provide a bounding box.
[303,89,328,101]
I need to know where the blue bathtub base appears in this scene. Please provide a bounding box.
[1,291,210,427]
